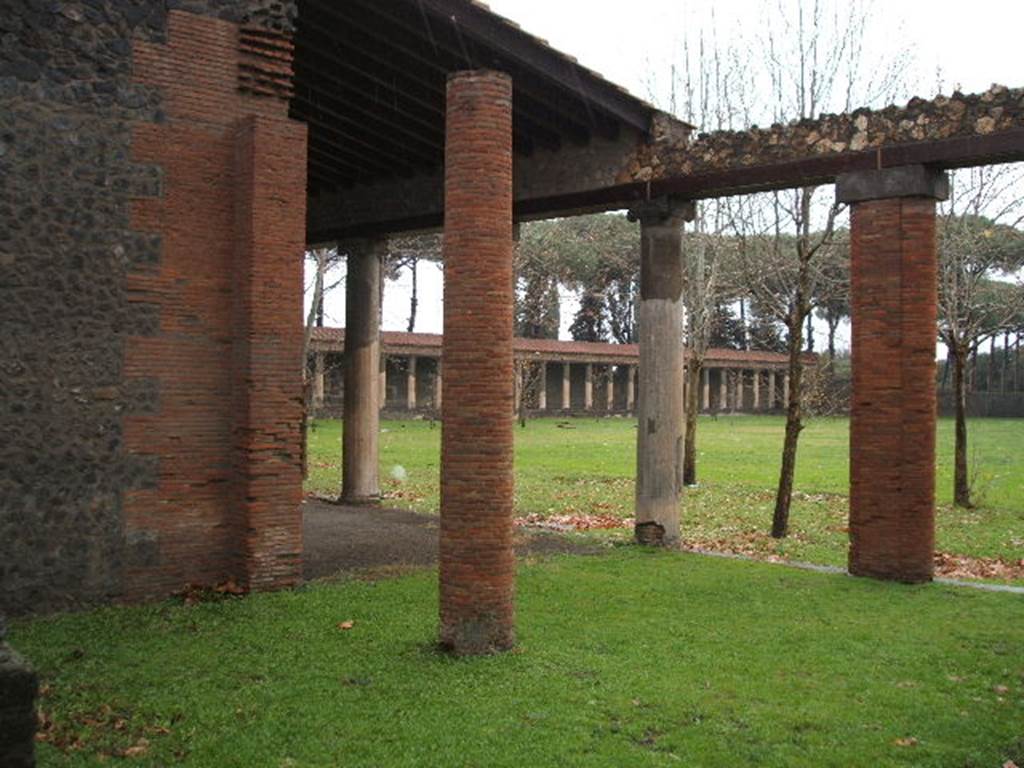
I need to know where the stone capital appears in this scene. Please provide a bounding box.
[627,196,696,227]
[836,165,949,205]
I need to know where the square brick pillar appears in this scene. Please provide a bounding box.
[837,165,948,583]
[440,70,515,654]
[628,197,694,545]
[232,115,307,591]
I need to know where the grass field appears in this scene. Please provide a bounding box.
[307,415,1024,573]
[13,549,1024,767]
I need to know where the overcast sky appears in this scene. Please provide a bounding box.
[312,0,1024,351]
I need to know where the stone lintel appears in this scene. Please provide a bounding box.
[836,165,949,205]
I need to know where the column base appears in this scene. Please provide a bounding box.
[439,617,516,656]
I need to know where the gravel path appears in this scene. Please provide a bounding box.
[302,499,604,581]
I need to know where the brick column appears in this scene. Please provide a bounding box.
[342,240,384,504]
[629,197,694,545]
[440,70,515,654]
[232,115,306,590]
[837,165,947,583]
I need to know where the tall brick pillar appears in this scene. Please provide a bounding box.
[837,165,948,583]
[628,197,694,545]
[232,115,307,591]
[342,240,384,504]
[439,70,515,654]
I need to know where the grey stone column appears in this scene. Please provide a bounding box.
[629,197,694,545]
[434,360,443,410]
[406,356,418,411]
[702,367,710,411]
[752,369,761,410]
[537,362,547,411]
[313,352,325,410]
[562,362,571,411]
[606,366,615,411]
[719,368,728,410]
[342,240,384,504]
[0,640,38,768]
[768,369,776,409]
[584,363,594,410]
[626,365,636,412]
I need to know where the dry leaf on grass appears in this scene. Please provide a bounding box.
[337,620,355,631]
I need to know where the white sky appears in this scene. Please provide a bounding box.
[310,0,1024,352]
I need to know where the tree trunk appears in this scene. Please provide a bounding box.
[1001,331,1009,394]
[683,359,702,486]
[772,313,805,538]
[952,343,971,508]
[989,334,996,392]
[826,316,838,363]
[406,257,418,333]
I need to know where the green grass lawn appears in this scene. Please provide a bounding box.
[13,550,1024,767]
[307,416,1024,571]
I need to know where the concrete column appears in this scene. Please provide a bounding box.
[584,363,594,410]
[768,369,776,409]
[626,365,636,412]
[837,165,947,583]
[342,240,384,504]
[562,362,571,411]
[719,368,728,410]
[313,352,325,410]
[702,367,710,411]
[434,360,442,410]
[752,369,761,410]
[439,70,515,654]
[628,197,694,545]
[406,355,417,411]
[606,367,615,411]
[537,362,547,411]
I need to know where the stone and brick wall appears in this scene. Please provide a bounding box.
[0,0,304,615]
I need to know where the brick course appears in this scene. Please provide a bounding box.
[439,70,516,654]
[848,196,938,582]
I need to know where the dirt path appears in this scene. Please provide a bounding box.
[302,499,603,581]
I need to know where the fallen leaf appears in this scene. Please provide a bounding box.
[337,620,355,631]
[994,684,1010,694]
[893,737,918,747]
[122,738,150,758]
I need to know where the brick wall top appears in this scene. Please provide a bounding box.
[627,84,1024,183]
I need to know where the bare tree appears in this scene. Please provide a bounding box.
[728,0,907,538]
[938,164,1024,506]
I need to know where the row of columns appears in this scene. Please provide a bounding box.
[336,65,946,652]
[317,355,792,415]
